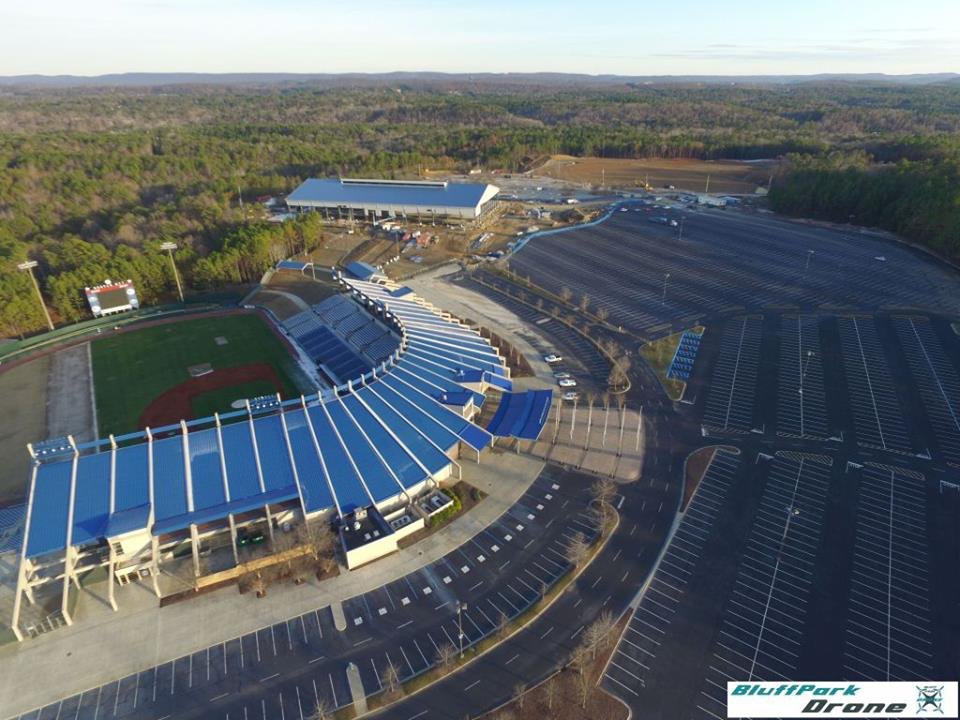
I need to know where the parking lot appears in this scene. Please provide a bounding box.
[701,316,762,435]
[509,204,960,340]
[837,316,913,454]
[12,468,603,720]
[602,448,959,720]
[776,315,830,440]
[603,449,740,699]
[696,453,832,719]
[844,463,934,681]
[893,316,960,466]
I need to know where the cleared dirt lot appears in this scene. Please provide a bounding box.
[0,355,49,503]
[537,155,777,194]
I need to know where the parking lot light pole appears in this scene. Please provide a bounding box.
[662,272,670,305]
[17,260,54,331]
[804,249,814,272]
[457,601,468,658]
[160,242,184,303]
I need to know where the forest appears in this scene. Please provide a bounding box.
[1,80,959,336]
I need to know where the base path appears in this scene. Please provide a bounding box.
[137,362,285,428]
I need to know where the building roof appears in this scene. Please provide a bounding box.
[345,261,381,281]
[286,178,499,212]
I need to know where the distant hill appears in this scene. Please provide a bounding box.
[0,71,957,89]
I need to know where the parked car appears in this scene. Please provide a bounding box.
[558,378,577,388]
[543,353,562,364]
[562,391,580,402]
[553,371,571,379]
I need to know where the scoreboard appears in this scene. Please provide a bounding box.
[85,279,140,317]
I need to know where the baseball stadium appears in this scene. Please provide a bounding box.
[8,272,552,641]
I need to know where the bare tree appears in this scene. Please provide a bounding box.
[497,609,510,640]
[602,393,611,448]
[583,610,617,660]
[514,682,526,710]
[584,391,596,449]
[436,642,457,672]
[249,571,267,599]
[579,293,590,314]
[560,286,573,304]
[596,306,610,323]
[307,696,332,720]
[565,531,590,568]
[591,477,617,521]
[536,297,544,311]
[298,520,336,576]
[380,661,402,701]
[571,645,594,709]
[542,675,561,711]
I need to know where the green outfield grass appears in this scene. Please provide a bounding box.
[92,314,309,435]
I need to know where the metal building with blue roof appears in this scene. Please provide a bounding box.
[9,274,519,640]
[285,178,500,222]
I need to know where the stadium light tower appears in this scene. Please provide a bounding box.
[160,242,184,303]
[17,260,54,331]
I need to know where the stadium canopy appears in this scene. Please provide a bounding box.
[486,390,553,441]
[286,178,500,220]
[21,276,502,561]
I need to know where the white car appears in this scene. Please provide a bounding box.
[562,391,579,402]
[543,354,562,364]
[558,378,577,388]
[553,371,571,379]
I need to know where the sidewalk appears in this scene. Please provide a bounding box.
[0,451,545,717]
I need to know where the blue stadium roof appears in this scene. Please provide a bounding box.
[486,390,553,441]
[345,262,381,281]
[286,178,498,213]
[21,277,502,559]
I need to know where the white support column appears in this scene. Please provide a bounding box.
[60,439,80,626]
[107,544,118,611]
[151,536,161,598]
[213,414,239,567]
[11,462,40,640]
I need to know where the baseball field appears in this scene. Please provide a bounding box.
[91,313,311,436]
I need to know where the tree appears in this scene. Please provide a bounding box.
[308,697,331,720]
[560,286,573,304]
[596,306,610,323]
[380,661,402,701]
[579,293,590,314]
[591,477,617,521]
[513,682,526,710]
[565,531,590,567]
[542,675,561,711]
[583,610,617,660]
[571,644,594,709]
[298,520,337,576]
[436,642,457,672]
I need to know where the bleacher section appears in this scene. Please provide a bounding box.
[666,330,703,382]
[312,295,401,365]
[486,390,553,441]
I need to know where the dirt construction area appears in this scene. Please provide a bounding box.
[0,355,49,504]
[536,155,777,194]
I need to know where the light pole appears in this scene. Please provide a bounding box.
[798,350,814,436]
[677,217,685,242]
[160,242,184,303]
[662,272,670,305]
[456,601,468,659]
[17,260,53,331]
[804,249,814,272]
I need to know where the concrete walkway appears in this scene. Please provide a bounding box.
[0,451,544,717]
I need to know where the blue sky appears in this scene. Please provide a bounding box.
[1,0,958,76]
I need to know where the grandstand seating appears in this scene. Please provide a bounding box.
[666,331,703,381]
